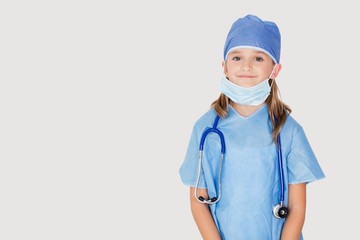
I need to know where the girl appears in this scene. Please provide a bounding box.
[179,14,325,240]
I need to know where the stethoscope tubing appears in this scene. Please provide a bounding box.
[277,134,285,204]
[199,116,225,153]
[195,115,225,204]
[195,114,287,218]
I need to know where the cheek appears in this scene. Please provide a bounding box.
[225,64,238,75]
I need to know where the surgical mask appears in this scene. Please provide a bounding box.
[220,69,275,106]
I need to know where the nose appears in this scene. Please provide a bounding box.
[241,60,252,71]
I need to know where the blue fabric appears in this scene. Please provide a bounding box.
[179,104,325,240]
[223,14,281,63]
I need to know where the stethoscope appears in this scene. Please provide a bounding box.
[194,115,289,219]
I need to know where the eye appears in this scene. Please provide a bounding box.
[254,57,264,62]
[232,56,241,61]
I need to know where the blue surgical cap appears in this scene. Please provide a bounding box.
[224,14,281,63]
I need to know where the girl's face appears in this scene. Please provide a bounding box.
[223,48,281,87]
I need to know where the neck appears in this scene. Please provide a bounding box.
[230,102,265,117]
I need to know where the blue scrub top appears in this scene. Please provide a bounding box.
[179,104,325,240]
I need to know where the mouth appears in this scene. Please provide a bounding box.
[238,75,255,78]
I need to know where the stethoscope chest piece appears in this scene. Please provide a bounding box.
[272,204,289,219]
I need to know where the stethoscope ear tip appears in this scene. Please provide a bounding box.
[197,196,218,204]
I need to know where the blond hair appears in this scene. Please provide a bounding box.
[211,79,291,142]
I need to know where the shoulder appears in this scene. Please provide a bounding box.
[282,114,304,135]
[192,107,218,132]
[281,113,310,146]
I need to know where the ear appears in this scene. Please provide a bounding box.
[222,61,228,76]
[271,64,282,79]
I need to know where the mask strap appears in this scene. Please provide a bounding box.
[269,65,277,88]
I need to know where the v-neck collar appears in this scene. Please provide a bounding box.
[228,104,268,120]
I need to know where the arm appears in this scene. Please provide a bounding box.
[190,187,222,240]
[280,183,306,240]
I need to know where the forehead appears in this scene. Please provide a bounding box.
[228,48,269,57]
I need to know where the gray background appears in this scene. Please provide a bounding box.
[1,0,358,239]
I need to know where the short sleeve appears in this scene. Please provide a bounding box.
[179,125,207,188]
[287,127,325,184]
